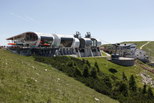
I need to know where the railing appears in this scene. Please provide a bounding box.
[136,61,154,74]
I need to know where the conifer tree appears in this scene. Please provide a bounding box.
[142,84,147,94]
[83,65,89,78]
[90,67,97,78]
[147,87,153,98]
[94,62,100,72]
[104,76,112,89]
[129,75,137,92]
[119,82,129,96]
[122,72,127,81]
[74,67,82,77]
[73,62,77,67]
[67,61,74,67]
[86,60,91,67]
[82,59,86,63]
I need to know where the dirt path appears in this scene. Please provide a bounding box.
[136,61,154,74]
[140,41,151,50]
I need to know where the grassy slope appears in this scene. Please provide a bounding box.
[122,41,148,48]
[99,41,154,90]
[0,49,118,103]
[82,57,154,87]
[141,41,154,61]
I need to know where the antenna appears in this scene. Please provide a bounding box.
[74,31,81,38]
[85,32,91,38]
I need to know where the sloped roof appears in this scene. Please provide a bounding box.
[6,32,53,40]
[6,32,74,40]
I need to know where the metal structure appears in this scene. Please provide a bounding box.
[111,43,149,63]
[7,31,102,57]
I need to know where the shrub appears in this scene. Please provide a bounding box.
[82,65,90,78]
[90,67,97,78]
[73,67,82,77]
[122,72,127,81]
[129,75,137,92]
[34,56,154,103]
[94,62,100,72]
[147,87,153,99]
[142,84,147,94]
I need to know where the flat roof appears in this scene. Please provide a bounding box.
[118,43,136,47]
[6,32,73,40]
[118,57,135,60]
[6,32,35,40]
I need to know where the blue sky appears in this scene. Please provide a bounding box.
[0,0,154,45]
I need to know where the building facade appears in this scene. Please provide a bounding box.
[7,31,102,57]
[135,49,149,62]
[113,43,137,58]
[112,43,149,62]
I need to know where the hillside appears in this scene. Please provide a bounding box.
[34,55,154,103]
[83,57,154,87]
[0,49,118,103]
[1,47,154,103]
[140,41,154,62]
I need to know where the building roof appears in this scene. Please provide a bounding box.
[6,32,73,40]
[6,32,38,40]
[116,43,136,47]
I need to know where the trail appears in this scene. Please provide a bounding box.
[136,61,154,74]
[101,50,111,57]
[140,41,151,50]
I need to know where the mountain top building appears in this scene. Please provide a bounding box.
[6,31,102,57]
[112,43,149,63]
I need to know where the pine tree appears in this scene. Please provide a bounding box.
[119,82,129,97]
[83,65,89,78]
[104,76,112,89]
[142,84,147,94]
[147,87,153,98]
[122,72,127,81]
[94,62,100,72]
[82,59,86,64]
[90,67,97,78]
[86,60,91,67]
[74,67,82,77]
[82,59,85,63]
[67,61,74,67]
[129,75,137,92]
[73,62,77,67]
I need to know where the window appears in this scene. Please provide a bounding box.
[91,39,97,47]
[25,33,38,41]
[60,38,73,47]
[40,36,53,46]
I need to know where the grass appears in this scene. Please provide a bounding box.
[0,49,119,103]
[122,41,148,48]
[101,51,108,56]
[82,57,154,88]
[33,55,154,103]
[141,41,154,62]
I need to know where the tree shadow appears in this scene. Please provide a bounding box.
[108,68,118,74]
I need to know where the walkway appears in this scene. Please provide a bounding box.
[140,41,151,50]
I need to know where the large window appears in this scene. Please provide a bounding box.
[25,33,38,41]
[79,38,92,48]
[92,39,97,47]
[40,36,53,46]
[79,38,85,48]
[85,40,92,47]
[60,38,73,47]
